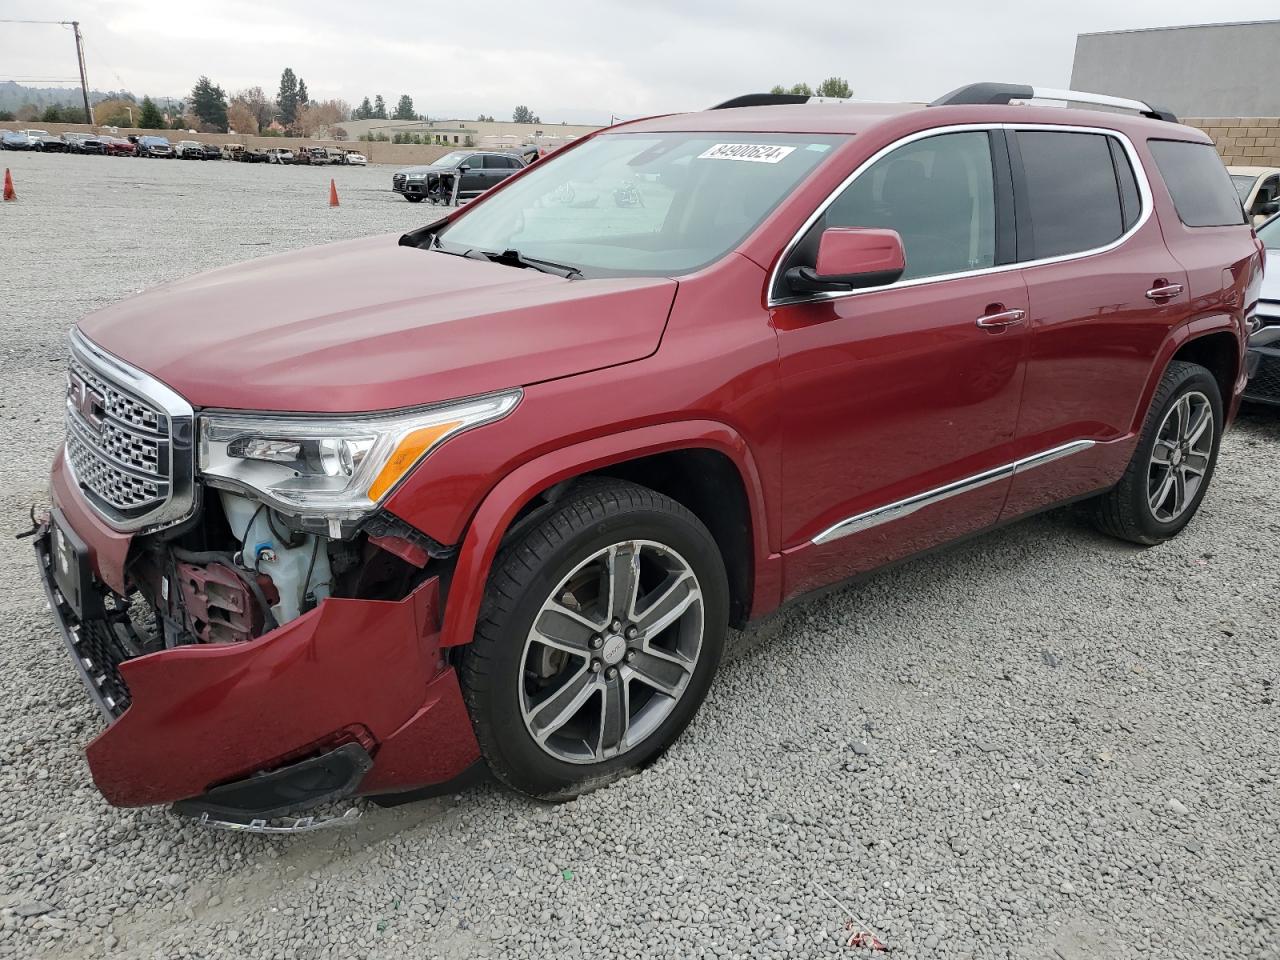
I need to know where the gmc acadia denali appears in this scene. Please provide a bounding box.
[34,83,1264,828]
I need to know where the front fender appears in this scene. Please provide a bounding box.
[436,420,781,649]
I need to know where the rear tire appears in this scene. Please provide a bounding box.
[461,480,728,800]
[1090,360,1222,545]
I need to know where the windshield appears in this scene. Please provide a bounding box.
[1258,214,1280,250]
[434,151,471,167]
[1231,174,1256,200]
[436,132,845,276]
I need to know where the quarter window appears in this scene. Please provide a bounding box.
[1017,131,1127,259]
[812,131,996,282]
[1147,140,1246,228]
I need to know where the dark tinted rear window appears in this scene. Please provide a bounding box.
[1018,131,1126,259]
[1147,140,1246,227]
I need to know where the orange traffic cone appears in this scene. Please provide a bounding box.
[2,168,15,202]
[328,179,339,207]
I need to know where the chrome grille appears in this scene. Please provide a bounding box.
[66,430,165,510]
[393,173,407,190]
[64,331,195,531]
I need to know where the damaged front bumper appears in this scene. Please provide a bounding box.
[34,503,482,819]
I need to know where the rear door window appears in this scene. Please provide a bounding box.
[1147,140,1246,227]
[1016,131,1127,259]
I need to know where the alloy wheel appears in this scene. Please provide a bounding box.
[1148,390,1213,522]
[519,540,704,765]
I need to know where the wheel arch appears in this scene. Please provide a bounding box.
[438,421,778,649]
[1130,317,1244,435]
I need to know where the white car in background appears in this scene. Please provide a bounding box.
[344,151,367,166]
[265,148,295,164]
[1227,165,1280,225]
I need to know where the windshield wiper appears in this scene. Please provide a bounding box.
[481,248,582,280]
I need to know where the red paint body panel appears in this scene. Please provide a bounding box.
[772,271,1029,597]
[78,235,677,413]
[86,578,478,806]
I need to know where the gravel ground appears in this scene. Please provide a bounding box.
[1,151,1278,960]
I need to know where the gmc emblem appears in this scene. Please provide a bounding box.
[67,372,105,431]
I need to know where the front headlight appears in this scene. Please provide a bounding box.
[198,391,520,524]
[407,173,428,180]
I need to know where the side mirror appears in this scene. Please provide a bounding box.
[785,227,906,294]
[458,163,471,172]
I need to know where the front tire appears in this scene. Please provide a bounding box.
[462,480,729,800]
[1090,360,1223,544]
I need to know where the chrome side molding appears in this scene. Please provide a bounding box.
[811,439,1096,545]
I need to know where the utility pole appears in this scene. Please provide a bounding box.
[72,20,94,125]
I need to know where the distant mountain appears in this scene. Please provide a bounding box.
[0,81,139,113]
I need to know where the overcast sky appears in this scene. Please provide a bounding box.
[1,1,1277,123]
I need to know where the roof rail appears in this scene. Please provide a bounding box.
[710,93,812,110]
[930,82,1178,122]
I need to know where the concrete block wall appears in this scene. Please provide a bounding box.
[1183,117,1280,166]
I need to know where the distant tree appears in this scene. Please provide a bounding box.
[40,104,63,122]
[769,83,814,96]
[277,67,299,124]
[0,110,13,122]
[235,86,276,130]
[372,94,387,119]
[16,104,39,121]
[332,126,348,141]
[296,99,347,137]
[475,113,495,123]
[190,76,229,131]
[815,77,852,98]
[353,97,373,120]
[512,105,534,123]
[297,78,309,106]
[94,98,138,126]
[227,99,258,134]
[137,96,164,129]
[393,94,416,120]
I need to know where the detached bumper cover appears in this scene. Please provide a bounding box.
[36,492,480,809]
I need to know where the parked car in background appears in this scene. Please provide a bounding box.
[61,133,106,154]
[1228,166,1280,225]
[32,83,1262,824]
[175,140,205,160]
[392,150,525,202]
[1,130,34,150]
[198,143,221,160]
[243,146,269,163]
[294,146,329,165]
[1245,212,1280,406]
[19,129,65,152]
[100,136,138,157]
[344,150,367,166]
[135,136,174,158]
[265,148,294,164]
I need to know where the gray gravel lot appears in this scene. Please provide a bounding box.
[1,150,1278,959]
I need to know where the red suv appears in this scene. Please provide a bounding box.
[35,83,1263,826]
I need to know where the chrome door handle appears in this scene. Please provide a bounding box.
[975,308,1026,329]
[1145,283,1184,302]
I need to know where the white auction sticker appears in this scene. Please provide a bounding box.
[697,143,797,163]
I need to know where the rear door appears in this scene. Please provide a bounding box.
[1000,126,1190,520]
[773,129,1030,598]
